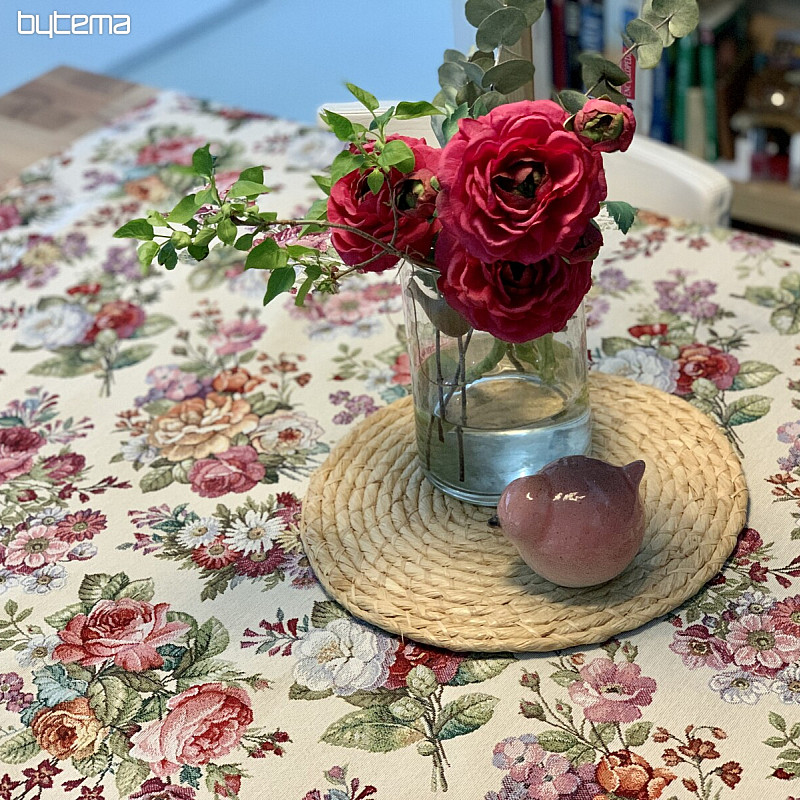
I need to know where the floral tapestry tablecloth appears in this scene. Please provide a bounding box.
[1,90,800,800]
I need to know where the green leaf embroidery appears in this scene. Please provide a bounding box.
[770,711,788,732]
[115,758,152,797]
[723,395,771,426]
[321,706,424,752]
[289,683,335,701]
[115,577,156,602]
[131,314,175,339]
[0,729,40,764]
[449,656,514,685]
[311,600,350,628]
[731,361,780,390]
[28,353,99,379]
[88,674,142,726]
[538,729,579,753]
[771,305,800,336]
[624,721,653,747]
[601,337,638,356]
[44,602,88,630]
[140,465,176,493]
[437,693,498,740]
[194,617,230,660]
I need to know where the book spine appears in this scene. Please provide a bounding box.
[533,4,553,101]
[564,0,583,89]
[699,28,718,161]
[649,56,671,142]
[578,0,604,55]
[672,33,697,149]
[549,0,569,91]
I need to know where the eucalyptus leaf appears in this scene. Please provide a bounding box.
[641,0,675,46]
[626,19,664,69]
[476,7,528,51]
[557,89,589,114]
[469,49,496,70]
[507,0,546,26]
[465,0,503,28]
[443,48,467,63]
[579,52,630,87]
[483,59,534,93]
[653,0,699,38]
[439,61,469,90]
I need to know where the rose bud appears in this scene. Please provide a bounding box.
[572,99,636,153]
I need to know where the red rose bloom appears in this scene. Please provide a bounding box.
[84,300,145,342]
[384,643,464,689]
[188,446,266,498]
[675,343,740,395]
[436,99,606,265]
[327,135,441,273]
[40,453,86,481]
[0,427,45,485]
[54,598,189,671]
[573,99,636,152]
[436,230,592,343]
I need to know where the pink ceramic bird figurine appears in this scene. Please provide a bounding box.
[494,456,646,588]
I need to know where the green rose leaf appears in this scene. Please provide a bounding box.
[194,616,230,660]
[438,693,498,740]
[689,397,715,416]
[771,711,788,732]
[166,194,201,224]
[238,165,264,183]
[588,722,617,746]
[79,572,115,603]
[137,694,169,723]
[28,354,99,379]
[192,144,214,178]
[112,344,157,370]
[341,687,406,708]
[406,665,439,699]
[476,7,528,51]
[115,577,156,602]
[140,465,176,493]
[771,305,800,335]
[137,240,159,268]
[227,180,272,198]
[449,656,514,685]
[346,83,379,112]
[366,168,384,195]
[624,721,653,747]
[311,600,350,628]
[263,267,296,305]
[44,602,88,630]
[626,19,664,69]
[217,217,237,245]
[731,361,780,390]
[73,745,110,777]
[131,313,175,339]
[483,59,534,94]
[319,109,356,140]
[180,765,202,789]
[157,241,178,270]
[652,0,700,38]
[377,139,415,173]
[605,201,637,234]
[764,735,789,748]
[113,218,154,240]
[88,674,142,726]
[743,286,781,308]
[117,670,164,693]
[465,0,503,27]
[321,706,424,752]
[395,101,443,120]
[538,729,579,753]
[0,728,40,763]
[246,237,285,271]
[389,696,426,722]
[116,758,152,798]
[723,395,772,426]
[289,683,335,701]
[691,377,719,399]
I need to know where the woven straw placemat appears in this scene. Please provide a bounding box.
[301,372,748,652]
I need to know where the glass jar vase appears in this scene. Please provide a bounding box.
[401,263,591,506]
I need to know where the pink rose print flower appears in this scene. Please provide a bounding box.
[130,778,196,800]
[568,657,656,723]
[674,344,740,396]
[772,595,800,636]
[54,598,189,672]
[384,642,463,690]
[733,527,763,562]
[188,446,266,498]
[54,510,107,543]
[726,614,800,676]
[0,427,45,484]
[129,682,253,777]
[208,319,266,356]
[669,624,731,670]
[390,352,411,385]
[5,527,70,570]
[84,300,146,342]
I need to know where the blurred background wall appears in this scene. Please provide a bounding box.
[2,0,455,123]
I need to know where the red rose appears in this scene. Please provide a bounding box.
[129,683,253,777]
[560,222,604,263]
[734,527,763,560]
[54,598,189,672]
[675,344,740,395]
[629,323,668,338]
[66,283,101,296]
[0,427,45,484]
[436,230,592,343]
[0,204,21,231]
[84,300,145,342]
[436,99,606,265]
[572,99,636,152]
[327,135,441,273]
[40,453,86,481]
[188,446,265,498]
[384,643,464,689]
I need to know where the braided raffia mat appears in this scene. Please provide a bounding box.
[301,372,748,652]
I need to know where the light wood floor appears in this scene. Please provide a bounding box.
[0,66,156,185]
